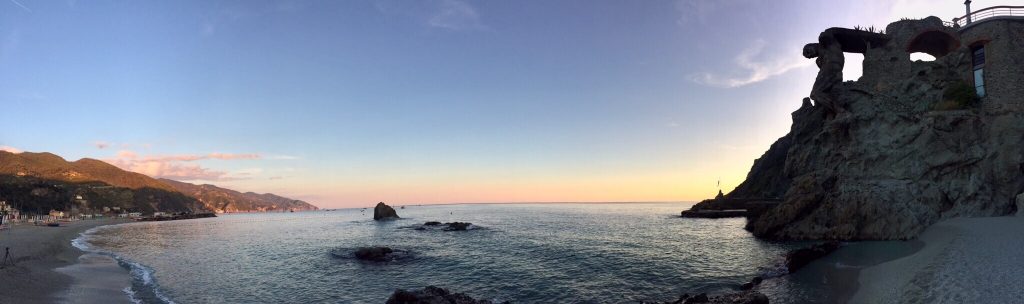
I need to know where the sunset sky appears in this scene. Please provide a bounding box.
[0,0,993,208]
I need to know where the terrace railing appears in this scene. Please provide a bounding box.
[952,6,1024,28]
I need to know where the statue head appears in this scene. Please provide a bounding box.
[803,43,820,58]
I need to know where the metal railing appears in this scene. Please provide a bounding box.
[952,6,1024,27]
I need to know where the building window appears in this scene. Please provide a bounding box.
[972,45,985,97]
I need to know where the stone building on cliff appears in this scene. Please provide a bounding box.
[703,5,1024,240]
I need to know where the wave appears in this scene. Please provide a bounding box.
[71,225,177,304]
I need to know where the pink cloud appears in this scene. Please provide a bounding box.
[104,150,263,181]
[208,153,260,160]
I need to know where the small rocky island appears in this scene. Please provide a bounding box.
[412,221,475,231]
[353,246,398,262]
[374,202,400,220]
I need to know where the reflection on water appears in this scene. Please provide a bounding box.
[82,203,806,303]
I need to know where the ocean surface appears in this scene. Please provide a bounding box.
[72,203,865,303]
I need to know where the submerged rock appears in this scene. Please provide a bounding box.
[409,221,478,231]
[785,241,840,273]
[374,202,400,220]
[385,286,506,304]
[652,291,769,304]
[444,222,472,231]
[353,246,394,262]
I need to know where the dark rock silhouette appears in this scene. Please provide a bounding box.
[385,286,506,304]
[650,291,769,304]
[785,241,840,273]
[374,202,400,220]
[353,246,394,262]
[410,221,476,231]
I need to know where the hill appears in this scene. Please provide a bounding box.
[0,151,204,214]
[0,151,318,215]
[160,178,318,212]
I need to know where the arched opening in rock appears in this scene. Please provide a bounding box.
[906,31,960,58]
[910,52,936,61]
[843,53,864,81]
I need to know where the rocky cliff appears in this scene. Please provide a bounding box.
[724,17,1024,240]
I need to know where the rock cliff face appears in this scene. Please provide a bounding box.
[732,17,1024,240]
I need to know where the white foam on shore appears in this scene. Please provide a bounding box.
[124,287,143,304]
[71,224,177,304]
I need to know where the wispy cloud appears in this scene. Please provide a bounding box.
[375,0,487,31]
[269,154,299,160]
[9,0,31,13]
[674,0,719,26]
[428,0,486,31]
[0,145,22,153]
[689,40,811,88]
[104,150,263,181]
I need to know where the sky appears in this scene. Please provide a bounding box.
[0,0,1012,208]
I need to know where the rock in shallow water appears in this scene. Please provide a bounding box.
[651,291,769,304]
[785,241,840,273]
[385,286,506,304]
[410,221,478,231]
[374,202,400,220]
[353,246,393,262]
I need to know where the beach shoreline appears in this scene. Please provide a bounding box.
[851,216,1024,303]
[0,219,131,304]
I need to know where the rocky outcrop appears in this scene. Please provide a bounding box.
[353,246,394,262]
[784,242,840,273]
[411,221,477,231]
[648,291,769,304]
[385,286,505,304]
[719,16,1024,240]
[374,202,400,220]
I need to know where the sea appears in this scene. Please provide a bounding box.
[71,202,915,303]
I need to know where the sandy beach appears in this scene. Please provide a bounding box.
[0,219,131,304]
[851,216,1024,303]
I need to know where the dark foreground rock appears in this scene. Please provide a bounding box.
[785,241,840,273]
[385,286,507,304]
[374,202,400,220]
[648,291,769,304]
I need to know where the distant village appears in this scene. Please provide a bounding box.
[0,194,208,226]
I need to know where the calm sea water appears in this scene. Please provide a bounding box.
[74,203,823,303]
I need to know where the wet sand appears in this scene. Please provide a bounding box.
[852,216,1024,303]
[0,219,130,304]
[758,239,923,304]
